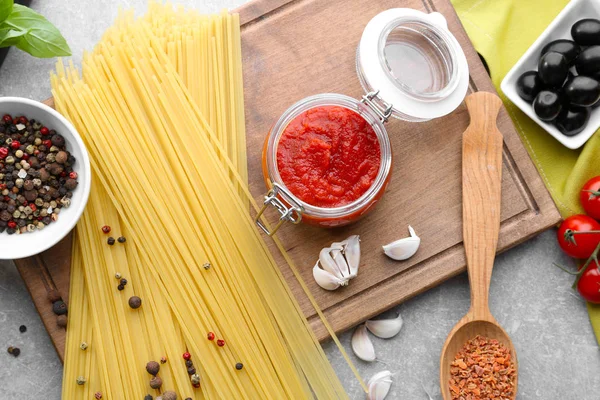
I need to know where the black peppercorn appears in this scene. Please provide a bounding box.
[187,366,196,375]
[117,236,126,243]
[235,363,243,370]
[120,278,128,285]
[145,361,160,376]
[107,237,115,245]
[19,325,26,333]
[52,300,68,315]
[144,395,153,400]
[129,296,142,309]
[185,359,193,368]
[149,376,162,389]
[117,284,125,291]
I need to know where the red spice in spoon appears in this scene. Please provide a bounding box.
[449,335,516,399]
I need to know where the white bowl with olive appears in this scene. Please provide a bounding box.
[0,97,90,260]
[501,0,600,149]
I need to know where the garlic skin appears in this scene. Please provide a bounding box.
[313,235,360,290]
[367,370,393,400]
[365,313,403,339]
[312,262,344,290]
[351,324,376,362]
[382,225,420,261]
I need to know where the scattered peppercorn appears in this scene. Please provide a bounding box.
[190,373,200,385]
[182,351,191,360]
[129,296,142,309]
[56,314,68,328]
[185,360,193,368]
[7,346,20,357]
[94,392,102,399]
[235,363,243,370]
[52,300,68,315]
[160,356,167,364]
[107,237,115,245]
[117,284,125,291]
[117,236,126,243]
[120,278,128,286]
[217,339,225,347]
[146,360,160,376]
[115,272,122,279]
[76,376,86,385]
[80,342,88,350]
[187,366,196,375]
[144,395,153,400]
[162,391,177,400]
[149,376,163,389]
[101,225,111,234]
[19,325,26,333]
[203,262,211,270]
[185,398,192,400]
[47,289,62,303]
[192,383,200,389]
[207,332,215,341]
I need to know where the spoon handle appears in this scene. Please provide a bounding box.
[462,92,504,319]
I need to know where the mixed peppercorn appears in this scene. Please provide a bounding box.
[0,114,78,234]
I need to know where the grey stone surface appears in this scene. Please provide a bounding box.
[0,1,599,399]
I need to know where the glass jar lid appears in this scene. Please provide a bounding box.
[357,9,469,121]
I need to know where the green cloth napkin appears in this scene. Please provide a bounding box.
[451,0,600,343]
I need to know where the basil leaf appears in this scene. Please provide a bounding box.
[1,4,70,58]
[0,0,13,24]
[0,27,25,47]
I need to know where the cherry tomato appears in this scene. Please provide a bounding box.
[581,176,600,220]
[557,215,600,258]
[577,260,600,303]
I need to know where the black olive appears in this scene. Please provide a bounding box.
[533,90,563,121]
[563,75,600,106]
[541,39,580,64]
[575,46,600,77]
[538,51,569,87]
[555,106,591,136]
[571,18,600,46]
[516,71,544,102]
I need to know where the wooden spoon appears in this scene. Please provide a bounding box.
[439,92,518,399]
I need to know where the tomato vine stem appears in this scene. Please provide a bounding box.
[571,241,600,289]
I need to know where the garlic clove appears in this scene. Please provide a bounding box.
[331,248,351,277]
[343,235,361,276]
[351,324,376,362]
[382,225,420,261]
[319,247,345,280]
[365,313,403,339]
[367,370,393,400]
[313,263,343,290]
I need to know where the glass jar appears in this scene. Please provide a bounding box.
[256,8,469,236]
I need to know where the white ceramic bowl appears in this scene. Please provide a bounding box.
[0,97,90,260]
[501,0,600,150]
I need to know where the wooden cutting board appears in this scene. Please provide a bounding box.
[14,0,561,362]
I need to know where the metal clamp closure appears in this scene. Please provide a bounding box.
[255,183,303,236]
[361,90,393,123]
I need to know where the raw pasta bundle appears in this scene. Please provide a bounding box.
[52,3,362,399]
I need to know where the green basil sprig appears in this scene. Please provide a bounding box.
[0,1,71,58]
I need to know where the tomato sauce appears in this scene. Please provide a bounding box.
[276,106,381,208]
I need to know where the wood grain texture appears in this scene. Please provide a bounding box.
[440,92,518,400]
[13,0,560,363]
